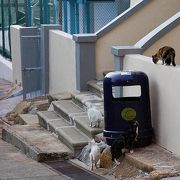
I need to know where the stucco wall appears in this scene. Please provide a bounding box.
[123,54,180,156]
[10,25,22,85]
[49,30,76,94]
[95,0,180,79]
[144,25,180,65]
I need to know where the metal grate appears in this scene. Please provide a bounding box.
[45,160,105,180]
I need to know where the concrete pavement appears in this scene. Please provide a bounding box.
[0,138,69,180]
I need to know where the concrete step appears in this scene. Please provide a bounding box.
[37,111,72,133]
[73,115,103,138]
[56,126,89,156]
[71,91,104,115]
[87,80,103,98]
[52,100,86,123]
[18,114,39,125]
[49,92,72,101]
[2,124,73,162]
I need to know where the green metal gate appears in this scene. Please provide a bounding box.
[0,0,59,59]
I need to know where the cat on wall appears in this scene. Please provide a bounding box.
[152,46,176,66]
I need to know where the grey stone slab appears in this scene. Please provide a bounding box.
[71,91,103,110]
[52,100,85,123]
[87,80,103,98]
[2,124,73,162]
[38,111,61,119]
[56,126,89,154]
[50,92,72,101]
[19,114,39,125]
[73,115,103,138]
[48,119,72,134]
[37,111,72,133]
[38,111,67,128]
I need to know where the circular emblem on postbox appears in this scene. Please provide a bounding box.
[121,108,136,121]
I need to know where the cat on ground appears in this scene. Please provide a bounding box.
[110,135,125,166]
[152,46,176,66]
[89,139,101,170]
[110,121,139,165]
[124,121,139,154]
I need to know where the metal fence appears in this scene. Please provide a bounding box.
[0,0,60,59]
[0,0,130,59]
[63,0,130,34]
[0,0,26,58]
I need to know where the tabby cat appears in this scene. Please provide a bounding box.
[152,46,176,66]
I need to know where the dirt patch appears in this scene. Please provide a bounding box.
[112,158,149,179]
[2,96,50,125]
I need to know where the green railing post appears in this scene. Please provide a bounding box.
[53,0,58,24]
[62,0,68,32]
[14,0,18,24]
[1,0,6,56]
[85,2,90,33]
[40,0,43,24]
[75,2,79,33]
[25,0,32,26]
[8,0,12,57]
[43,0,49,24]
[69,0,75,34]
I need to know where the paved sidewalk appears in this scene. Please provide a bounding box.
[0,138,69,180]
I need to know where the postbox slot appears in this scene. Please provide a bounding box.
[112,85,141,98]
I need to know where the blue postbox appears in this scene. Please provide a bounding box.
[103,71,153,146]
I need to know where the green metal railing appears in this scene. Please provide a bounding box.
[0,0,59,59]
[0,0,130,59]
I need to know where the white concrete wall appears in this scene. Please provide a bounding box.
[123,54,180,156]
[49,30,76,94]
[95,0,180,79]
[0,55,12,82]
[10,25,22,85]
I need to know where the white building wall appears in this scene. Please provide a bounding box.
[123,54,180,156]
[10,25,22,85]
[49,30,76,94]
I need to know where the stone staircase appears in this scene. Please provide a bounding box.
[2,79,180,179]
[2,80,104,161]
